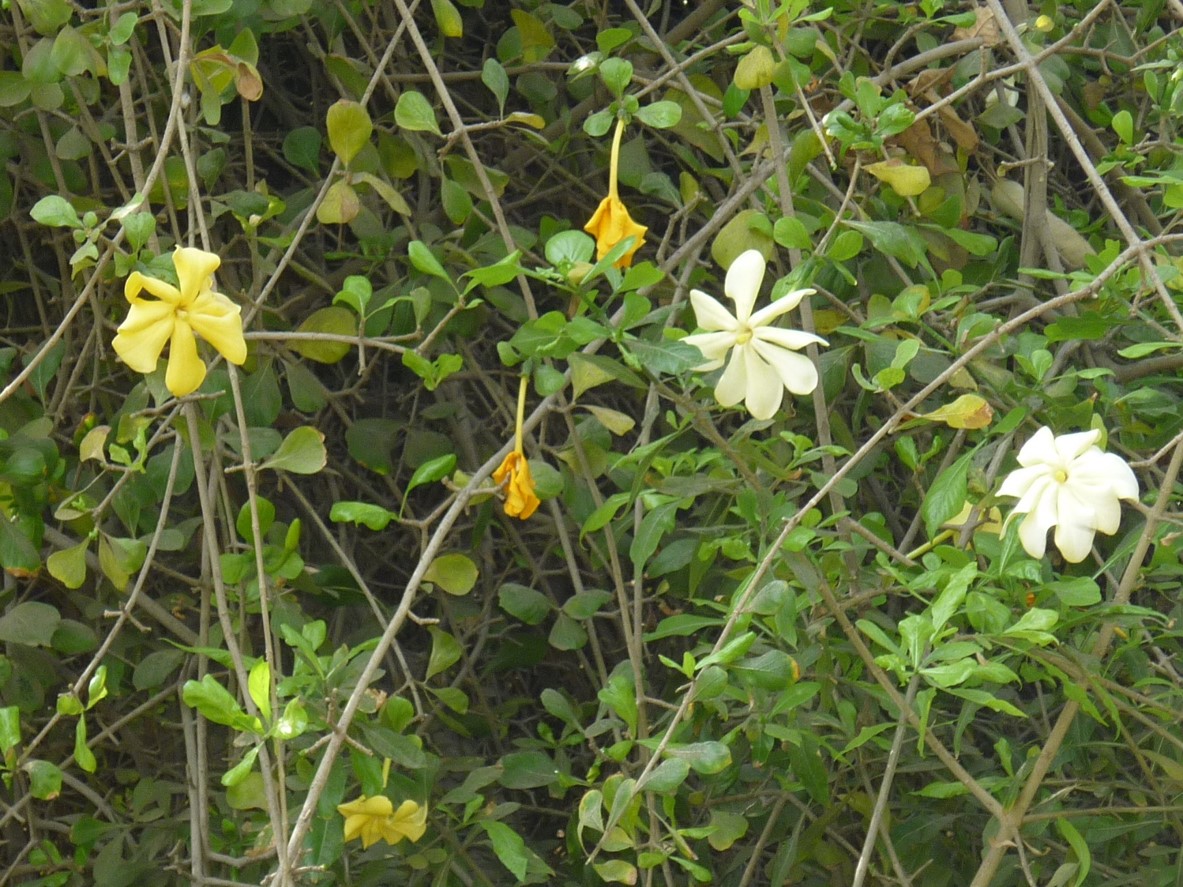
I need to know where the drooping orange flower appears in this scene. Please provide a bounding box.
[494,450,540,519]
[584,118,647,268]
[493,375,540,519]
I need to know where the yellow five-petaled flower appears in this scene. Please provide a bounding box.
[337,794,428,849]
[584,117,647,268]
[112,246,247,397]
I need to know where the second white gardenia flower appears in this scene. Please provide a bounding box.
[683,250,827,420]
[997,426,1139,563]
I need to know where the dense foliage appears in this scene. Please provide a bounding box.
[1,0,1182,884]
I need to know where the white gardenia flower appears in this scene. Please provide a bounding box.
[997,426,1139,563]
[683,250,827,420]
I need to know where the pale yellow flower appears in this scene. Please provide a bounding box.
[584,118,647,268]
[113,246,247,397]
[337,794,428,848]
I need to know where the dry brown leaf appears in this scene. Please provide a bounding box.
[952,6,1000,45]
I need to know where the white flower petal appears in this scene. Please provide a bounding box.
[713,346,750,408]
[1053,520,1096,563]
[1016,481,1060,559]
[751,338,819,395]
[998,465,1052,503]
[748,288,815,327]
[724,250,766,323]
[741,347,785,420]
[1015,426,1058,467]
[1053,428,1102,462]
[682,331,734,370]
[689,290,738,333]
[1074,451,1139,500]
[753,326,827,351]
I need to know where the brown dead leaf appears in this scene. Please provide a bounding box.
[936,105,980,153]
[894,117,960,177]
[952,6,1000,45]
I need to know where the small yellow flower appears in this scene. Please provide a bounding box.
[494,450,540,519]
[584,118,647,268]
[112,246,247,397]
[337,794,427,849]
[493,375,540,519]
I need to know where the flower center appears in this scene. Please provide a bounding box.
[1053,468,1069,484]
[735,325,753,345]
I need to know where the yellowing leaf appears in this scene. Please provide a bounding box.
[584,405,635,436]
[289,306,356,364]
[325,99,372,166]
[733,45,775,91]
[865,159,931,197]
[919,394,993,429]
[425,552,478,595]
[510,9,555,63]
[316,179,360,225]
[431,0,463,37]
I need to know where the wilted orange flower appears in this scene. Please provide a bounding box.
[493,375,540,519]
[494,450,540,519]
[584,117,647,268]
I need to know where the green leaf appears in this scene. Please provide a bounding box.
[1056,817,1091,885]
[0,706,19,754]
[289,305,356,364]
[133,649,185,691]
[481,820,529,881]
[395,90,442,136]
[922,451,972,538]
[481,57,509,113]
[353,170,412,215]
[47,539,88,589]
[598,57,633,96]
[74,716,96,773]
[425,552,478,595]
[221,745,260,787]
[408,240,450,280]
[930,562,977,633]
[30,195,82,228]
[633,100,682,129]
[329,501,397,531]
[282,126,322,174]
[1048,577,1101,607]
[498,583,551,625]
[325,99,372,166]
[182,675,262,733]
[260,427,327,475]
[426,626,462,679]
[405,452,456,496]
[666,740,731,775]
[0,601,60,646]
[226,770,267,809]
[248,660,271,722]
[593,860,638,884]
[639,758,689,794]
[499,750,559,789]
[844,219,929,269]
[26,759,62,800]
